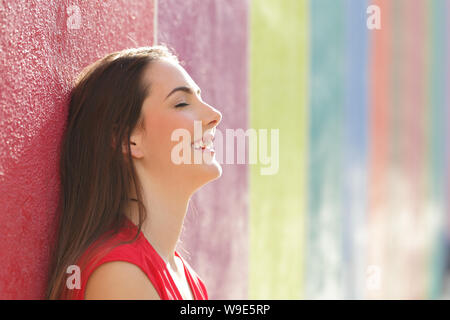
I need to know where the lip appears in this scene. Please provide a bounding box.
[191,128,216,153]
[191,138,215,153]
[191,144,215,153]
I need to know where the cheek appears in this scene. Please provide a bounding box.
[145,110,195,156]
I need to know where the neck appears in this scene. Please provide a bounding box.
[126,172,192,271]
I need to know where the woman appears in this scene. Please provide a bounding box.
[45,46,222,299]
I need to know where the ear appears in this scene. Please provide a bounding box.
[124,132,144,159]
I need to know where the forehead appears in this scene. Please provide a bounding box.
[142,58,197,99]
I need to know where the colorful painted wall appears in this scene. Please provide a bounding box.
[0,0,157,299]
[0,0,448,299]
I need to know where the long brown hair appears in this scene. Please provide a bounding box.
[45,46,179,299]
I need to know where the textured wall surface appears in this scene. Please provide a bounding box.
[158,0,249,300]
[249,0,307,299]
[305,0,449,299]
[1,0,448,301]
[0,0,155,299]
[307,0,370,299]
[307,0,346,299]
[342,0,369,299]
[424,0,447,299]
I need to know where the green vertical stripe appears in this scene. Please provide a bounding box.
[249,0,308,299]
[427,0,447,299]
[307,0,346,298]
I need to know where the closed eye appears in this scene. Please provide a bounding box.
[175,102,189,108]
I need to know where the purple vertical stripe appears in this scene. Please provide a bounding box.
[157,0,249,299]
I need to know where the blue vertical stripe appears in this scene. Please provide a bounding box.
[343,0,369,299]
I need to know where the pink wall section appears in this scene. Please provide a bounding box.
[0,0,155,299]
[0,0,246,300]
[158,0,249,299]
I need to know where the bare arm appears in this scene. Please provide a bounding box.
[84,261,161,300]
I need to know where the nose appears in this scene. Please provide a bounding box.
[202,102,222,129]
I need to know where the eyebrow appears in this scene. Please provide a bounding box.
[165,86,201,100]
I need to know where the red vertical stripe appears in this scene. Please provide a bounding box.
[368,0,391,214]
[367,0,392,299]
[0,0,155,299]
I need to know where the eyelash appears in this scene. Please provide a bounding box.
[175,103,189,108]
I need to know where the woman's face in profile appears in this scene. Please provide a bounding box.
[129,58,223,191]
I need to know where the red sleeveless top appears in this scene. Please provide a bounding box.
[67,218,208,300]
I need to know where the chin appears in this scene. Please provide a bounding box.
[200,158,222,181]
[189,159,222,190]
[208,160,222,180]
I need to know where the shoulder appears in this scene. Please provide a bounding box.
[85,260,160,300]
[80,227,159,300]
